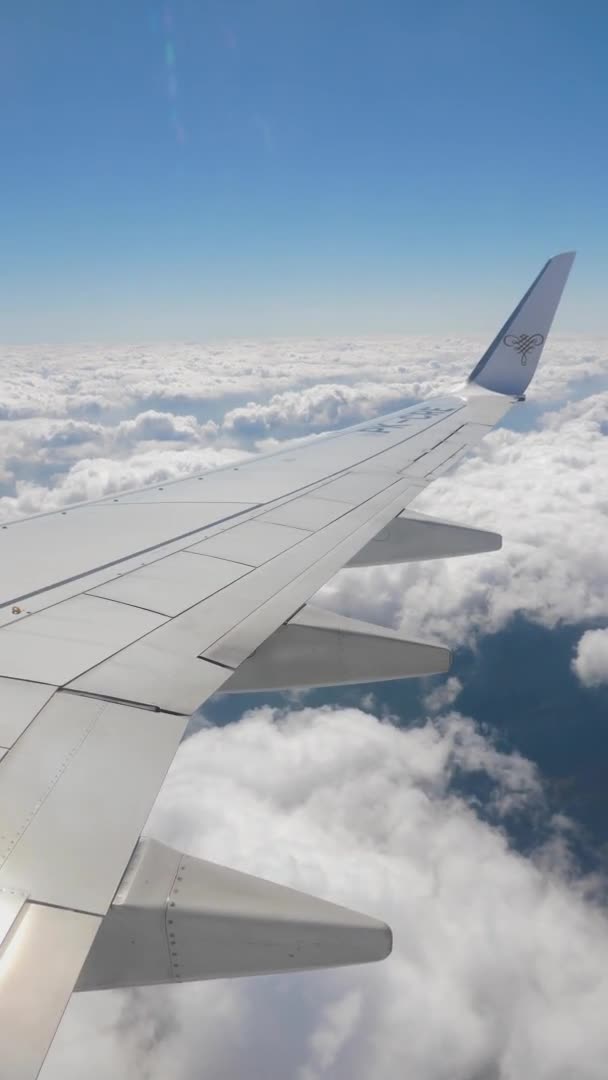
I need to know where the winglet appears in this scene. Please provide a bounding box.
[468,252,576,397]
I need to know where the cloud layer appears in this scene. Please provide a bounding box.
[1,334,606,1078]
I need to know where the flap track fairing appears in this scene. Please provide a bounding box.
[77,839,392,991]
[222,604,451,693]
[348,509,501,567]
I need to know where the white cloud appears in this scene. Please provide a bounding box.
[572,628,608,687]
[1,337,606,532]
[221,382,416,441]
[114,410,203,445]
[423,676,463,713]
[298,989,363,1080]
[44,704,608,1080]
[0,335,603,424]
[0,444,250,519]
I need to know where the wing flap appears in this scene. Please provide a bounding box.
[224,603,450,692]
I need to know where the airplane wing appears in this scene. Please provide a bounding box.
[0,252,575,1078]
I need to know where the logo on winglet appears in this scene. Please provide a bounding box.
[503,332,544,366]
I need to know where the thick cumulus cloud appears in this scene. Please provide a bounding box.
[221,381,417,440]
[0,408,239,511]
[0,340,434,515]
[0,336,477,512]
[44,704,608,1080]
[0,443,249,518]
[0,339,460,422]
[0,336,604,422]
[572,628,608,687]
[320,388,608,644]
[0,337,605,426]
[0,335,606,540]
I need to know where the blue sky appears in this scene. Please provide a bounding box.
[1,1,607,341]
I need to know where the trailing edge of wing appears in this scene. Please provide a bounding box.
[347,510,501,567]
[77,838,392,990]
[223,603,450,693]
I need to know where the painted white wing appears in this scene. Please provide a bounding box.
[0,253,575,1078]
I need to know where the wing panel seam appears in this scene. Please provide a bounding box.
[0,405,466,613]
[0,503,263,611]
[58,687,187,716]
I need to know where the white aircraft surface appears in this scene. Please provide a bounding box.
[0,252,574,1078]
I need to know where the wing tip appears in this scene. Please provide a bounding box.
[467,251,576,396]
[550,250,577,264]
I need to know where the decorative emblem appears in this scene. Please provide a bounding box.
[503,332,544,366]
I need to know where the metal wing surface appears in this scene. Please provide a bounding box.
[0,253,575,1078]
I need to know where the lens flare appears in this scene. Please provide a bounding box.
[159,4,185,145]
